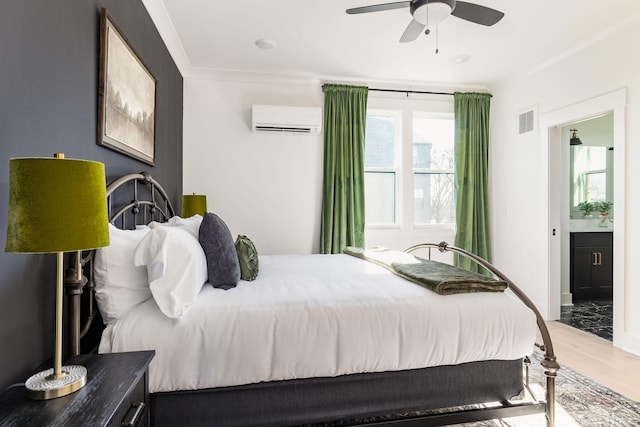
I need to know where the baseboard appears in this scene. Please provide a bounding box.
[614,331,640,357]
[561,292,573,306]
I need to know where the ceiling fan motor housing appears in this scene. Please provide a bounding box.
[411,0,456,26]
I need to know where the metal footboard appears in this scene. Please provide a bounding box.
[405,241,559,427]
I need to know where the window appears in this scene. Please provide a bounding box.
[413,115,455,224]
[571,146,610,206]
[364,109,455,228]
[364,111,401,225]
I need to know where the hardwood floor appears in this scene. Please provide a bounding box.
[544,321,640,402]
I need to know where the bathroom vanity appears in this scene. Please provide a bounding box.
[570,230,613,301]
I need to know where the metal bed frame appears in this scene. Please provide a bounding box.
[64,172,558,426]
[405,242,559,426]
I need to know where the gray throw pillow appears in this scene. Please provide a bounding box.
[198,212,240,290]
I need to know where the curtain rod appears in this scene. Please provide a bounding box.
[322,84,491,97]
[370,88,492,97]
[369,88,454,96]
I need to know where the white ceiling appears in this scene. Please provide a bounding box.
[149,0,640,88]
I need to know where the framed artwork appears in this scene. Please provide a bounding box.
[97,8,156,165]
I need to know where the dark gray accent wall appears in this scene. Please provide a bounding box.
[0,0,183,391]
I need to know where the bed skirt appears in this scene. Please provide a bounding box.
[150,358,524,427]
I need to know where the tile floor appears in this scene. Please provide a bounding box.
[559,300,613,341]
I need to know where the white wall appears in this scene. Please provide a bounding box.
[184,79,459,258]
[183,77,324,255]
[489,16,640,355]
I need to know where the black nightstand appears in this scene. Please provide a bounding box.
[0,351,154,427]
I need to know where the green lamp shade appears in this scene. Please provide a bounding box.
[182,194,207,217]
[5,157,110,254]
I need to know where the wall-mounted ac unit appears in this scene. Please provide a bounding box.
[251,104,322,135]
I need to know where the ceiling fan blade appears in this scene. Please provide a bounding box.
[451,1,504,26]
[400,18,426,43]
[346,1,411,15]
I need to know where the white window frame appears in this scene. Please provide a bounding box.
[362,95,456,246]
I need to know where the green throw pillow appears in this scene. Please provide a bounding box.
[235,235,259,281]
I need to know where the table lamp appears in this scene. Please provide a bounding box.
[182,193,207,217]
[5,154,109,400]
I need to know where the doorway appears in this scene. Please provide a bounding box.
[541,88,626,347]
[558,115,614,340]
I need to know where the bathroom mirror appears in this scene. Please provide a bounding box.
[568,113,614,219]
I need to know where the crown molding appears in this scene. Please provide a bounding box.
[141,0,192,76]
[183,67,489,94]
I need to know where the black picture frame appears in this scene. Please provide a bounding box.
[97,8,156,165]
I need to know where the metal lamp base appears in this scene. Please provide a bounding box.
[25,365,87,400]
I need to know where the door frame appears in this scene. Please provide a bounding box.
[540,88,626,346]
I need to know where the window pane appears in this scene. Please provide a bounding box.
[414,172,454,224]
[413,117,454,170]
[365,172,395,224]
[413,115,454,224]
[365,115,396,168]
[585,172,606,201]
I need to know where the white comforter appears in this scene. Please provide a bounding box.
[99,254,537,393]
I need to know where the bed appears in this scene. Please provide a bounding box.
[65,172,559,427]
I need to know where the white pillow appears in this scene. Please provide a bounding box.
[133,225,208,318]
[94,224,152,324]
[149,214,203,239]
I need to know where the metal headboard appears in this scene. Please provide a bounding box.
[65,172,175,355]
[107,172,175,229]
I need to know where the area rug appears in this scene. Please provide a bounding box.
[462,352,640,426]
[310,352,640,426]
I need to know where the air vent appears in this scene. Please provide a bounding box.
[518,110,534,135]
[254,125,315,134]
[517,105,538,136]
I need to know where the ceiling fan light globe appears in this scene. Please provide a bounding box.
[411,0,454,26]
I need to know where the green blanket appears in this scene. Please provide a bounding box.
[344,246,507,295]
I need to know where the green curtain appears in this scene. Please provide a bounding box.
[320,84,368,254]
[453,92,492,273]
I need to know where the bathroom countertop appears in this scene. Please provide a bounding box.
[569,228,613,233]
[569,219,613,232]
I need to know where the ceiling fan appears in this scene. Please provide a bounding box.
[346,0,505,43]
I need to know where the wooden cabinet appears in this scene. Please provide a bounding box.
[570,232,613,301]
[0,351,153,427]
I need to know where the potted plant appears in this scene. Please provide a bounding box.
[577,201,596,219]
[593,201,613,227]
